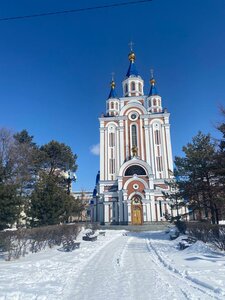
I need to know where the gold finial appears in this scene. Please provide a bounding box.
[110,72,115,89]
[131,146,138,157]
[150,68,155,85]
[111,80,115,89]
[129,52,136,62]
[128,41,135,62]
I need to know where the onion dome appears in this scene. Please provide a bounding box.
[126,51,139,78]
[108,79,117,99]
[149,72,158,96]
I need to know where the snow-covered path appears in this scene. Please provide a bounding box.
[66,232,222,300]
[1,230,225,300]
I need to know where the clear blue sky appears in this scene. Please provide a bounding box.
[0,0,224,191]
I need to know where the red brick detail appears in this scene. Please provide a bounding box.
[123,180,148,198]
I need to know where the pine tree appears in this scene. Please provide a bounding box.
[0,183,21,230]
[28,141,78,226]
[28,174,66,226]
[175,132,220,224]
[162,176,186,222]
[0,129,22,229]
[214,108,225,220]
[40,140,77,175]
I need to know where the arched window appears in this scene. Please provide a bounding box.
[111,102,114,109]
[125,83,128,93]
[138,82,142,92]
[125,165,146,176]
[131,124,137,147]
[153,99,157,106]
[131,81,135,91]
[115,102,118,110]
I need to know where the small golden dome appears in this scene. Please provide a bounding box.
[128,51,136,62]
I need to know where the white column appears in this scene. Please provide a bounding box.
[119,190,124,224]
[104,204,110,223]
[149,124,156,176]
[144,119,151,165]
[150,195,156,221]
[118,177,123,191]
[146,203,151,222]
[125,119,129,160]
[140,118,144,160]
[145,190,150,221]
[104,128,108,180]
[161,124,169,178]
[143,204,147,222]
[128,202,131,223]
[165,122,173,173]
[116,127,120,172]
[100,123,105,180]
[156,201,161,221]
[123,190,128,224]
[119,120,125,165]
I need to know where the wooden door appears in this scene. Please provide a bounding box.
[132,205,143,225]
[131,195,143,225]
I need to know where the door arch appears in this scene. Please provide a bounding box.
[131,195,143,225]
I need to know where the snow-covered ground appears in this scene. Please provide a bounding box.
[0,230,225,300]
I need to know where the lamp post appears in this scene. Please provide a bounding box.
[65,170,77,194]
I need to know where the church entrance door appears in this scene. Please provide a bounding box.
[131,196,143,225]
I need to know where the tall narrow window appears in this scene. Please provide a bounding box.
[154,130,161,145]
[109,133,115,147]
[156,157,163,172]
[109,159,115,174]
[131,124,137,147]
[131,81,135,91]
[111,102,114,109]
[138,82,142,92]
[125,83,128,93]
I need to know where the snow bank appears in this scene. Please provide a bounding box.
[184,240,212,254]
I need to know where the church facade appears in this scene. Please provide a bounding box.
[93,50,175,225]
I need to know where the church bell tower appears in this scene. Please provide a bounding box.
[93,47,174,225]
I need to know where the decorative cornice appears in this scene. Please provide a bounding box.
[99,116,126,121]
[140,112,170,119]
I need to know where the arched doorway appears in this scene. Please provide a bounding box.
[131,195,143,225]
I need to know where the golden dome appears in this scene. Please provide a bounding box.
[128,51,136,62]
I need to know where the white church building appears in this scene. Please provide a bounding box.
[92,49,176,225]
